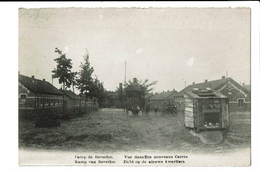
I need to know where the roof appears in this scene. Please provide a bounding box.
[19,74,63,95]
[63,90,80,100]
[184,78,232,91]
[166,91,182,99]
[175,77,250,98]
[150,90,177,101]
[184,89,227,99]
[171,91,184,98]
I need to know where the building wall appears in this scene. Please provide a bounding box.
[173,97,185,111]
[64,96,80,108]
[218,81,251,112]
[19,82,64,110]
[229,101,251,112]
[149,100,164,112]
[19,82,36,109]
[35,94,63,109]
[19,82,65,119]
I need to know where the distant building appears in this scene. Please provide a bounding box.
[19,74,63,110]
[173,76,251,112]
[149,89,178,110]
[62,90,81,108]
[80,94,98,107]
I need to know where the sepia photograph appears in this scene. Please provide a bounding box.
[16,2,255,167]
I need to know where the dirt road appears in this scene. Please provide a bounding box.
[19,108,250,154]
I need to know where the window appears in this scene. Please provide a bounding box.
[20,94,26,104]
[40,97,43,107]
[20,94,26,99]
[37,97,40,108]
[238,99,244,107]
[50,98,54,106]
[45,97,49,107]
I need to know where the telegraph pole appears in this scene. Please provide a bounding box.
[124,60,126,84]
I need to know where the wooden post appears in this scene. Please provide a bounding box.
[85,94,87,114]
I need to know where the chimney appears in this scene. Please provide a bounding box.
[119,83,122,89]
[193,82,195,85]
[43,79,45,81]
[222,76,225,79]
[205,79,208,82]
[31,75,34,79]
[133,78,138,83]
[173,89,175,92]
[242,83,245,86]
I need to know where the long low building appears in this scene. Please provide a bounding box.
[19,74,65,118]
[173,76,251,112]
[19,74,64,110]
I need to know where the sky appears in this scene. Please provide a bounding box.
[19,7,251,93]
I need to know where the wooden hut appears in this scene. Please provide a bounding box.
[184,88,230,132]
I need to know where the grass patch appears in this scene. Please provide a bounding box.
[19,109,251,153]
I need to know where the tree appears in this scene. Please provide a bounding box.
[124,78,157,115]
[124,78,157,94]
[69,71,78,113]
[113,83,125,108]
[162,98,178,116]
[76,49,94,111]
[52,47,75,116]
[52,47,74,90]
[92,77,106,107]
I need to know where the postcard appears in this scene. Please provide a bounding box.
[18,5,252,166]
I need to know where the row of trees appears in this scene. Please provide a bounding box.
[52,47,158,114]
[52,48,106,108]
